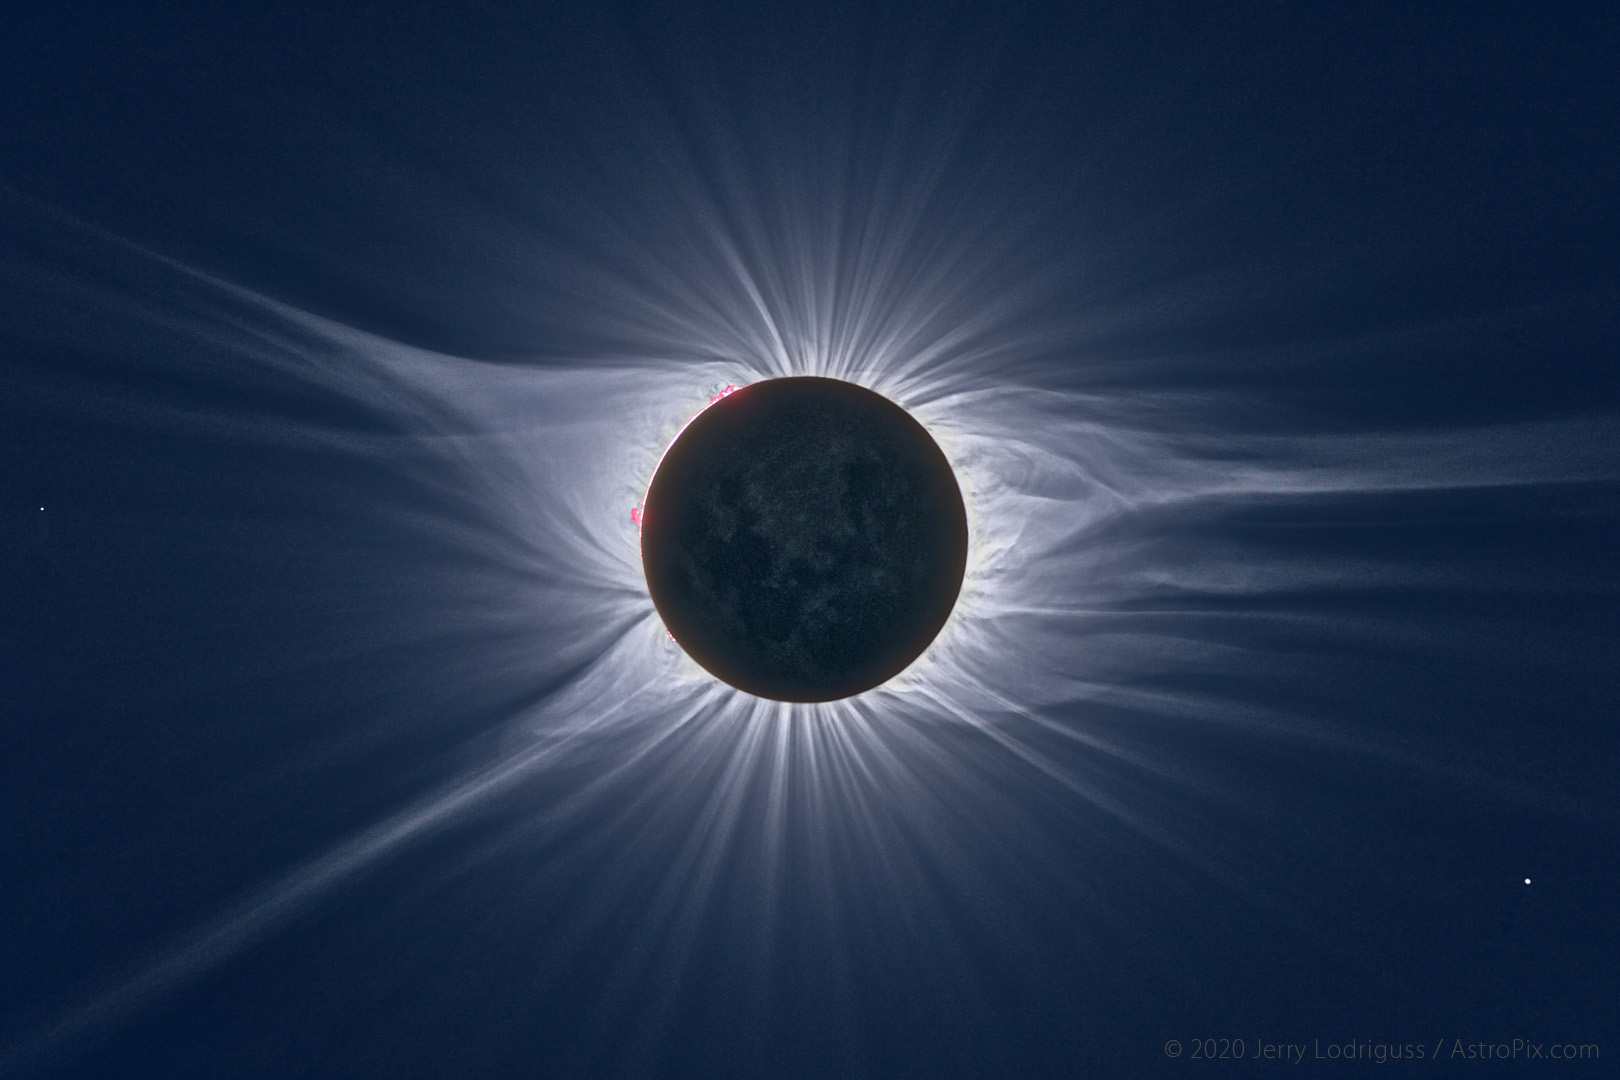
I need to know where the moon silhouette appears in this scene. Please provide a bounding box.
[640,377,969,702]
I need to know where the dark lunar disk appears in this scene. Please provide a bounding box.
[641,377,969,702]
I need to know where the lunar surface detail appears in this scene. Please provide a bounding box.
[640,377,969,702]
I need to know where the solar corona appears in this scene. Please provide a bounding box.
[4,9,1610,1074]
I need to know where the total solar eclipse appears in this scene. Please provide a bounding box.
[639,377,969,702]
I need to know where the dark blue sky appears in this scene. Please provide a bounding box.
[4,4,1617,1077]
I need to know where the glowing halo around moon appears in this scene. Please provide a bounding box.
[4,184,1612,1072]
